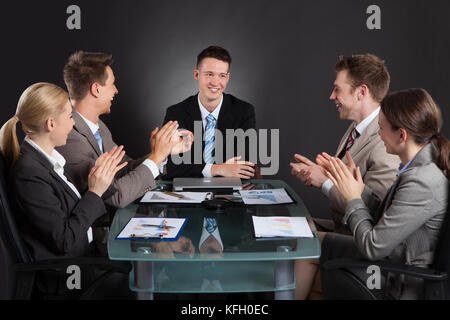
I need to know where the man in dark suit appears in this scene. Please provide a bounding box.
[162,46,256,179]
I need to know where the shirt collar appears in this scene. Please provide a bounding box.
[76,111,100,135]
[24,136,66,169]
[397,157,415,176]
[355,106,380,135]
[198,94,223,121]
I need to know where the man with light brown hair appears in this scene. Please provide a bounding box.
[57,51,192,209]
[291,53,400,300]
[291,54,399,235]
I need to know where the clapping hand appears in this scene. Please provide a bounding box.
[325,156,364,203]
[149,121,194,166]
[316,151,357,179]
[290,154,328,188]
[88,145,128,197]
[150,126,193,155]
[169,129,194,154]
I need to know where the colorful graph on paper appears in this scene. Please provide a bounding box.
[252,216,314,238]
[240,188,294,205]
[116,217,187,240]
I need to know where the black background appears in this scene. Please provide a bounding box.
[1,0,449,219]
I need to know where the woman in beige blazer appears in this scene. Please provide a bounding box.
[296,88,449,299]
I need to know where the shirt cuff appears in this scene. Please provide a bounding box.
[87,227,93,244]
[159,158,168,174]
[142,159,160,179]
[202,164,213,177]
[321,178,334,197]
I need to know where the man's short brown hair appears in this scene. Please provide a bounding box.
[196,46,232,70]
[63,51,113,101]
[335,54,390,103]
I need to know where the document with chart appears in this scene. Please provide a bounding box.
[239,188,294,205]
[252,216,314,238]
[116,217,188,241]
[140,191,211,203]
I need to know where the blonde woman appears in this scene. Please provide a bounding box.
[0,82,130,261]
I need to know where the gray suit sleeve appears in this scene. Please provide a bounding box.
[60,126,156,209]
[105,162,156,208]
[343,175,435,261]
[329,139,398,216]
[103,133,156,208]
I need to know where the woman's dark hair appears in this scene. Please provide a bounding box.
[381,88,449,177]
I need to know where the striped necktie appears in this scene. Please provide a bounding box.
[346,128,360,150]
[204,114,216,164]
[206,218,217,234]
[94,129,104,154]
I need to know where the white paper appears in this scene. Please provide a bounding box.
[239,188,293,205]
[252,216,314,238]
[116,217,186,239]
[140,191,211,203]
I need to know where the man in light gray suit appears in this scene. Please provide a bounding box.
[290,54,399,235]
[321,88,450,299]
[57,51,192,210]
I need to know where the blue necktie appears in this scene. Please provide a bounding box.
[94,129,104,154]
[204,114,216,164]
[206,218,217,234]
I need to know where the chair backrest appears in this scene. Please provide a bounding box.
[0,152,30,262]
[0,151,33,298]
[433,188,450,298]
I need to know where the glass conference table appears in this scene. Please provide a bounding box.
[108,180,320,300]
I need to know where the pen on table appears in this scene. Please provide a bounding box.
[140,224,175,229]
[130,233,163,239]
[163,191,184,198]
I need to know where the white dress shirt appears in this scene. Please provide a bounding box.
[25,137,93,243]
[76,111,163,178]
[198,95,223,177]
[321,107,381,197]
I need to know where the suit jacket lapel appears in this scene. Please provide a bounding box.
[72,112,102,156]
[217,94,232,134]
[98,120,113,153]
[375,177,401,222]
[336,115,380,163]
[347,115,380,161]
[21,142,80,202]
[186,94,203,133]
[185,94,204,163]
[335,122,355,158]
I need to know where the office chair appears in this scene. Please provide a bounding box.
[321,200,450,300]
[0,152,132,300]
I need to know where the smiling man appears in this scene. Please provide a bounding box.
[290,54,399,235]
[162,46,257,178]
[57,51,191,211]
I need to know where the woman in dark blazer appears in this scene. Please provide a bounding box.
[296,88,449,299]
[0,82,127,262]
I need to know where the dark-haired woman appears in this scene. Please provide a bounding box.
[298,88,449,300]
